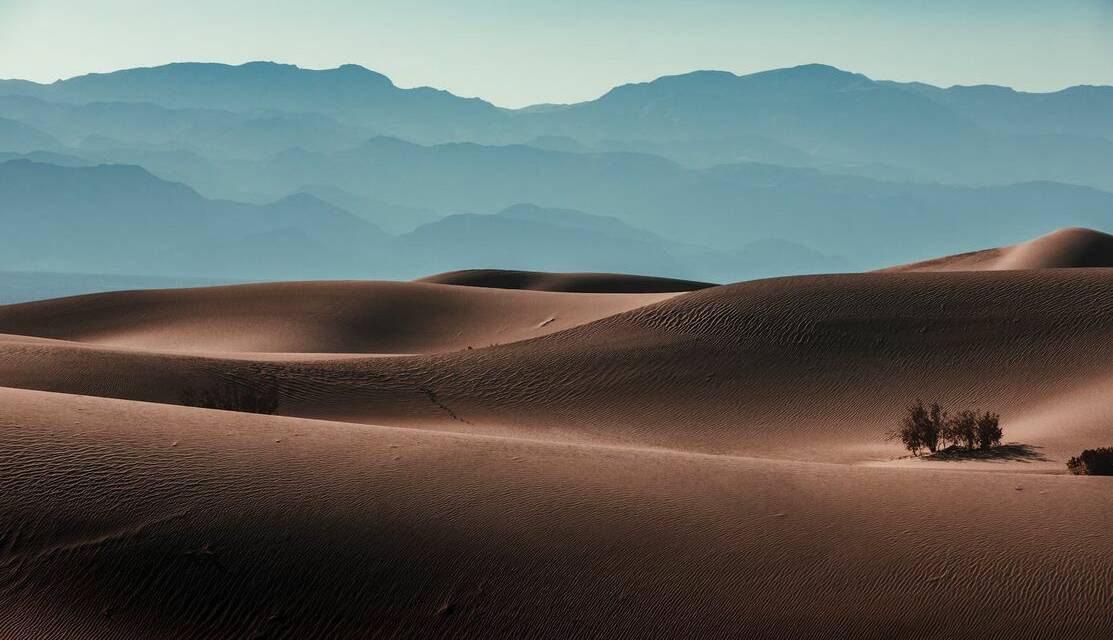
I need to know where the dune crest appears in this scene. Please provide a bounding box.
[884,227,1113,272]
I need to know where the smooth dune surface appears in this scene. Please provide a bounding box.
[3,237,1113,638]
[0,280,675,354]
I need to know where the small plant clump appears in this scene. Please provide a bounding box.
[180,378,281,415]
[890,400,1002,456]
[1067,448,1113,476]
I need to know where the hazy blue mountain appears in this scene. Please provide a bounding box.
[0,94,372,160]
[4,62,1111,190]
[3,62,1112,279]
[0,160,389,278]
[398,208,690,278]
[497,203,853,280]
[0,116,64,153]
[0,159,848,282]
[397,203,850,282]
[515,65,1113,189]
[0,150,93,166]
[0,62,503,144]
[260,136,682,215]
[521,135,596,154]
[8,156,1110,282]
[75,140,235,197]
[596,136,819,169]
[256,137,1113,268]
[294,185,442,234]
[496,203,663,243]
[516,65,978,159]
[895,82,1113,141]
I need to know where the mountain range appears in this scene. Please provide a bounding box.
[0,160,854,284]
[4,61,1111,189]
[1,61,1111,283]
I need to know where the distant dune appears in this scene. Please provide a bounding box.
[883,227,1113,272]
[3,231,1113,638]
[418,268,716,292]
[0,280,673,354]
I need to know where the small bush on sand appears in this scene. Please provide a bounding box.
[891,402,1004,456]
[180,379,280,415]
[975,412,1002,450]
[944,410,978,450]
[893,400,928,456]
[1067,448,1113,476]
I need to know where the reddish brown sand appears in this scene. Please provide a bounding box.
[3,231,1113,638]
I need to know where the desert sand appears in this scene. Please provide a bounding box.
[3,237,1113,638]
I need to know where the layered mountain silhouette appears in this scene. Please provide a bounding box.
[258,137,1113,267]
[0,94,373,158]
[3,61,1111,189]
[1,61,1112,281]
[0,116,63,153]
[0,160,852,284]
[0,62,501,143]
[0,160,388,278]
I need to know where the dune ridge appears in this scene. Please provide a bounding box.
[884,227,1113,272]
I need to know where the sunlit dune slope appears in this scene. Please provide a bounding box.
[884,227,1113,272]
[0,280,674,354]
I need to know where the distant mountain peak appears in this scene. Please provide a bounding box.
[784,62,852,75]
[597,63,873,103]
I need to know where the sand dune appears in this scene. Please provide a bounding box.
[418,268,716,292]
[1,268,1111,464]
[3,387,1113,639]
[885,227,1113,272]
[0,280,674,354]
[4,234,1113,638]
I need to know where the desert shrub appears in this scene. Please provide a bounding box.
[893,400,942,455]
[180,378,280,415]
[892,403,1004,456]
[1067,448,1113,476]
[893,401,926,455]
[946,410,978,450]
[926,402,945,453]
[975,412,1002,450]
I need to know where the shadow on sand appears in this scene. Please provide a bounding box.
[924,443,1049,463]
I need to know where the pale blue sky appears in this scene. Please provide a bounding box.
[1,0,1110,107]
